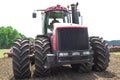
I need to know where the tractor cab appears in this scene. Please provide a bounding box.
[32,4,81,35]
[44,10,71,34]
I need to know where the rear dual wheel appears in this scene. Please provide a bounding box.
[12,39,31,79]
[12,37,51,79]
[34,37,51,77]
[90,36,110,71]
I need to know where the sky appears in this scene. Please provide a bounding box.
[0,0,120,40]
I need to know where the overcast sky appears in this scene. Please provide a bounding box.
[0,0,120,40]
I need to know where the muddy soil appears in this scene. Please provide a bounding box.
[0,54,120,80]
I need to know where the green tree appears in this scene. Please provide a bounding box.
[0,26,26,49]
[29,37,35,42]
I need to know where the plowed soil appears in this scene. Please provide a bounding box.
[0,54,120,80]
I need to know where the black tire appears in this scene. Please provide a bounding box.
[34,37,51,77]
[71,63,92,73]
[90,36,110,71]
[12,39,31,79]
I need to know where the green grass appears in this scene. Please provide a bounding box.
[0,49,10,58]
[111,52,120,55]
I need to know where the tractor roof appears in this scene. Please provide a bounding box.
[45,5,68,13]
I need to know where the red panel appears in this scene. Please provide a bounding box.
[53,33,57,51]
[45,5,68,12]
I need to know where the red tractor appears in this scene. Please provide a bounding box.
[12,3,110,79]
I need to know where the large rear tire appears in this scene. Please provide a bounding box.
[90,36,110,71]
[12,39,31,79]
[34,37,51,77]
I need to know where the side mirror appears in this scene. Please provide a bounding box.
[32,12,37,18]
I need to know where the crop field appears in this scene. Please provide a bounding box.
[0,49,120,80]
[112,52,120,55]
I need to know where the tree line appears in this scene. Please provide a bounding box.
[0,26,26,49]
[1,26,120,49]
[106,40,120,46]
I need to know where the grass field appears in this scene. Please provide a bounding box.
[111,52,120,55]
[0,49,10,58]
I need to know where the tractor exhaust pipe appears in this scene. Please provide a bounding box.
[71,2,80,24]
